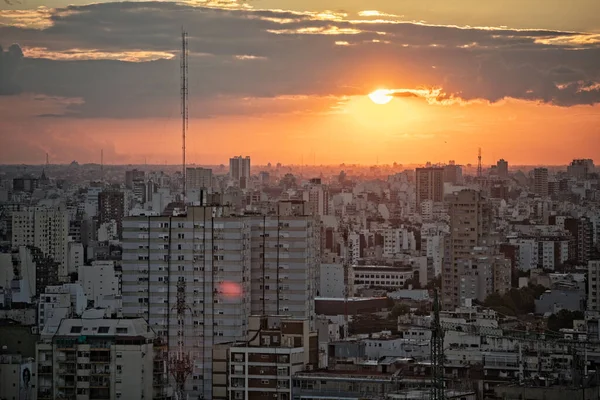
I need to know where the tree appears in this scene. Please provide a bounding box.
[389,304,410,319]
[547,309,584,332]
[426,275,441,290]
[483,284,547,316]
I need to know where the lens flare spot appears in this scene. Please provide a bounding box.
[219,281,243,298]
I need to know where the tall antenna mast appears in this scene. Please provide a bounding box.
[100,149,104,182]
[45,152,49,167]
[477,147,482,178]
[181,28,189,201]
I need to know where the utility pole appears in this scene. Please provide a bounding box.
[430,289,445,400]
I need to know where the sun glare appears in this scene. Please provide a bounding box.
[368,89,394,105]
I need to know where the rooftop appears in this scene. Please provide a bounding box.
[41,317,153,339]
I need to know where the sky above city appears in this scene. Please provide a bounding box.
[1,0,599,165]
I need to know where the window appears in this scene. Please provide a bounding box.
[98,326,110,333]
[70,326,82,333]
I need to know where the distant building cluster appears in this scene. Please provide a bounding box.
[0,156,599,399]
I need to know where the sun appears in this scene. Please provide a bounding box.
[368,89,394,105]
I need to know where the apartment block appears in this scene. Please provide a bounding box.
[186,167,213,191]
[415,167,444,208]
[35,318,172,400]
[588,260,600,311]
[99,190,125,238]
[212,316,318,400]
[442,190,493,310]
[533,168,549,197]
[565,217,594,264]
[456,248,512,305]
[230,156,251,183]
[248,205,319,328]
[121,205,251,400]
[11,205,70,280]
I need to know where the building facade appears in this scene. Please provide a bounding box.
[442,190,493,310]
[415,167,444,208]
[35,318,171,400]
[186,167,213,191]
[12,206,70,280]
[533,168,549,197]
[99,190,125,238]
[230,156,251,183]
[122,206,252,399]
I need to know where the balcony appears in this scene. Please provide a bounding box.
[58,367,76,375]
[38,365,53,375]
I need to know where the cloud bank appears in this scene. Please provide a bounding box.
[0,1,598,118]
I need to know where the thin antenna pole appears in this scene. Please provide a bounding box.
[181,28,189,201]
[101,149,104,182]
[46,152,49,166]
[477,147,482,178]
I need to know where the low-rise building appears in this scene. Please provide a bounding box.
[212,316,318,400]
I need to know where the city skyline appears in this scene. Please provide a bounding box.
[1,0,599,165]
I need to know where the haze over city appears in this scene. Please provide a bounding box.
[1,0,599,165]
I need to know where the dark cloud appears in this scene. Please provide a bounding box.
[391,91,420,98]
[0,43,23,95]
[0,1,599,117]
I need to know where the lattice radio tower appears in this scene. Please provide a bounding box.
[181,28,189,201]
[168,28,193,400]
[477,147,482,178]
[169,279,193,400]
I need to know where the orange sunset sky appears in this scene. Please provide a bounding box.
[0,0,599,166]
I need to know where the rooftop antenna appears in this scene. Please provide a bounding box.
[45,152,49,167]
[477,147,482,178]
[181,27,189,202]
[100,149,104,182]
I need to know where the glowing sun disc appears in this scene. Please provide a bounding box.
[368,89,394,105]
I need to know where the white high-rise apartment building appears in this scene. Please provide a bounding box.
[248,206,319,327]
[186,167,213,191]
[122,206,251,400]
[12,205,70,280]
[229,156,251,182]
[588,260,600,311]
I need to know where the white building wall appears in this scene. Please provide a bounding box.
[319,263,345,298]
[79,261,120,308]
[67,242,84,275]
